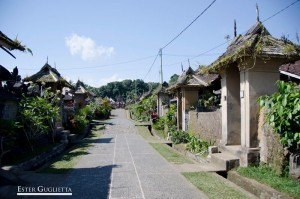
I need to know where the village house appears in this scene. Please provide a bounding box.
[24,63,73,128]
[0,31,31,120]
[154,82,170,118]
[279,59,300,84]
[167,67,220,131]
[73,80,96,109]
[23,62,72,94]
[205,21,300,167]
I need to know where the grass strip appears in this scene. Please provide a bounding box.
[183,172,249,199]
[136,126,157,142]
[150,143,193,164]
[40,125,103,174]
[237,166,300,198]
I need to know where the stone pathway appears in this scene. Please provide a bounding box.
[2,109,208,199]
[76,109,207,199]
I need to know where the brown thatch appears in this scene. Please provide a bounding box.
[0,31,32,58]
[0,31,26,51]
[24,63,72,88]
[74,80,88,94]
[168,67,219,92]
[205,22,300,73]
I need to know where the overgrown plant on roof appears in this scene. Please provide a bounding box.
[204,22,300,74]
[258,81,300,151]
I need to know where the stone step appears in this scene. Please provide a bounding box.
[210,152,240,171]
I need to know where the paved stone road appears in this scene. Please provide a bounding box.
[64,109,206,199]
[1,109,206,199]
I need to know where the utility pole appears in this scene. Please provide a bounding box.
[159,48,163,84]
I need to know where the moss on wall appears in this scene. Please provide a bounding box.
[258,109,287,175]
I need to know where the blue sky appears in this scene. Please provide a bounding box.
[1,0,299,87]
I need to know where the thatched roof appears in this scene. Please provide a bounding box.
[74,80,88,94]
[0,65,13,81]
[205,22,300,73]
[0,31,26,51]
[153,82,169,95]
[0,31,32,58]
[279,59,300,79]
[24,63,72,88]
[168,67,219,92]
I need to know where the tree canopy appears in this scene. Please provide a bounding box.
[84,79,159,103]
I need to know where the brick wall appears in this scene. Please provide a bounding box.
[188,109,222,144]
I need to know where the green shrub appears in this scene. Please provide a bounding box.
[186,135,212,155]
[198,90,218,109]
[171,130,190,144]
[130,95,156,121]
[258,81,300,150]
[20,89,59,150]
[79,105,94,121]
[153,117,165,131]
[71,114,89,134]
[0,119,20,137]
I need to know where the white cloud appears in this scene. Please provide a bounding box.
[65,33,114,61]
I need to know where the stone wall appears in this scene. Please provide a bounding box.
[258,109,286,175]
[188,109,221,144]
[11,143,67,172]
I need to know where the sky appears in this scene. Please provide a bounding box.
[1,0,300,87]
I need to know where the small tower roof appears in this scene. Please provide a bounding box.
[24,63,72,88]
[207,22,300,72]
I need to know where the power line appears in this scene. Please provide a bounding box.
[163,0,300,68]
[262,0,300,23]
[143,51,160,80]
[161,0,217,50]
[163,52,222,57]
[15,55,156,71]
[164,41,228,67]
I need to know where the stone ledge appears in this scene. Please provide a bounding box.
[228,171,293,199]
[173,144,209,164]
[9,143,67,173]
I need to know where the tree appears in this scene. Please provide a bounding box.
[169,74,179,85]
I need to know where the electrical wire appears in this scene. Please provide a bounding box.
[161,0,217,50]
[15,55,156,71]
[142,51,160,80]
[262,0,300,23]
[163,0,300,68]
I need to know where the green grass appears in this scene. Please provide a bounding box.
[40,125,103,174]
[237,166,300,198]
[150,143,193,164]
[183,172,249,199]
[153,128,168,139]
[136,126,157,143]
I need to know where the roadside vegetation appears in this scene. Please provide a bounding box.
[150,143,193,164]
[40,125,103,174]
[131,97,213,156]
[183,172,249,199]
[0,85,112,167]
[259,81,300,150]
[237,165,300,198]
